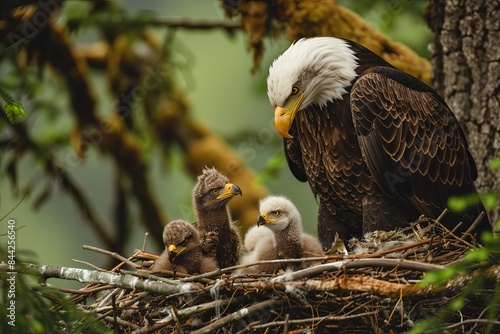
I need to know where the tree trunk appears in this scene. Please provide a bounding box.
[427,0,500,223]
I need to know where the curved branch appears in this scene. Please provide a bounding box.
[271,258,444,283]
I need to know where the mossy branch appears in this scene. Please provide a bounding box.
[229,0,432,83]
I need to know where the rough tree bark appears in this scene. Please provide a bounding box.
[427,0,500,223]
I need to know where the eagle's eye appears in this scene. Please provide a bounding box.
[272,210,281,217]
[179,238,188,246]
[210,188,219,195]
[291,84,300,95]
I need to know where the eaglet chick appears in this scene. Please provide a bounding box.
[239,195,323,274]
[193,167,242,268]
[151,219,217,275]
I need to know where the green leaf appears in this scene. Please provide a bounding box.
[449,296,465,311]
[464,247,489,263]
[420,266,459,286]
[482,193,498,210]
[489,158,500,170]
[3,99,27,124]
[447,196,468,212]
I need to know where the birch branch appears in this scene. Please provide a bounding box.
[0,262,198,296]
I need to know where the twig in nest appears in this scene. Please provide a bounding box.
[39,282,92,294]
[445,318,500,330]
[111,293,118,331]
[96,288,121,310]
[142,232,149,251]
[251,310,379,330]
[272,258,443,282]
[119,269,186,286]
[464,211,488,237]
[72,258,107,271]
[189,298,282,334]
[169,306,184,334]
[96,291,150,321]
[104,316,140,331]
[356,236,441,259]
[166,296,245,325]
[83,244,140,269]
[436,208,449,222]
[133,249,160,261]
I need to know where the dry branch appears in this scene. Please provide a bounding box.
[0,262,199,296]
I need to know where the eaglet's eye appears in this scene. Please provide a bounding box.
[179,238,188,246]
[291,84,300,95]
[272,210,281,217]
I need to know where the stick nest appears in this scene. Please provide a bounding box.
[70,214,498,333]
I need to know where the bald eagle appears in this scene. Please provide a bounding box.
[267,37,491,249]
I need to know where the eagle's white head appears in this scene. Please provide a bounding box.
[267,37,359,138]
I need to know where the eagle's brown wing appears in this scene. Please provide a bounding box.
[350,69,490,232]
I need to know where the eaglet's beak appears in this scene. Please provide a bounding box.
[168,244,186,262]
[216,183,242,200]
[257,212,277,227]
[274,92,305,139]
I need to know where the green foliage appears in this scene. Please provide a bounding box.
[254,153,286,185]
[0,248,111,334]
[448,191,500,212]
[411,231,500,333]
[0,87,27,124]
[415,158,500,333]
[490,158,500,171]
[410,316,451,334]
[448,158,500,221]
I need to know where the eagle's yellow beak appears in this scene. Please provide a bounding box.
[216,183,242,200]
[168,244,186,261]
[274,93,305,139]
[257,212,278,226]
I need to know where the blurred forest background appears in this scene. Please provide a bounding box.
[0,0,447,289]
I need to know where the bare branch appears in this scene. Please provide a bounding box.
[272,258,444,282]
[82,244,140,269]
[0,262,200,296]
